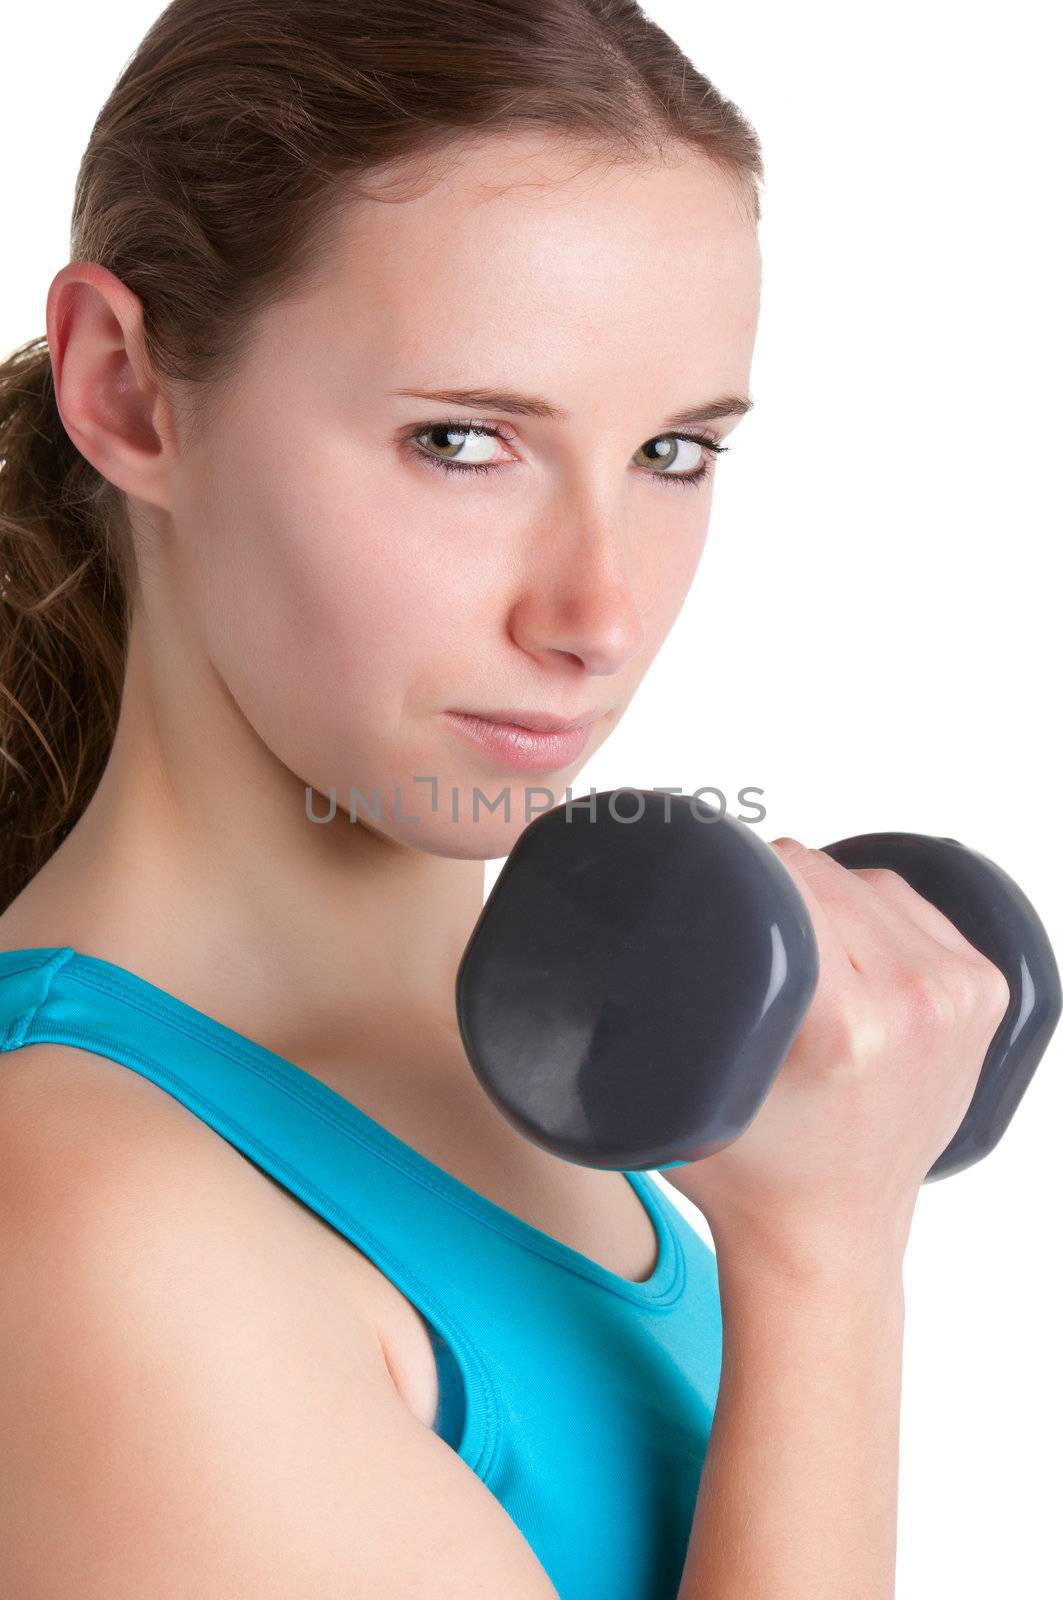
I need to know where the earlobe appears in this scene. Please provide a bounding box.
[44,260,174,512]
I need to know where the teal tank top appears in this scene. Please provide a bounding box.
[0,945,723,1599]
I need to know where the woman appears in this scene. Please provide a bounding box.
[0,2,1009,1596]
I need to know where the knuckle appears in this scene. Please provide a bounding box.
[945,960,982,1013]
[897,964,956,1034]
[819,994,887,1077]
[771,836,807,856]
[863,867,907,890]
[977,961,1011,1022]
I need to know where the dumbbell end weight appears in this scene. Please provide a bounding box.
[455,790,820,1173]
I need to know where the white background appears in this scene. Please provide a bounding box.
[3,3,1060,1594]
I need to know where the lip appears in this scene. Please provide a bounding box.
[452,707,604,733]
[442,710,600,772]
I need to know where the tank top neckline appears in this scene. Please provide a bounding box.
[0,944,685,1306]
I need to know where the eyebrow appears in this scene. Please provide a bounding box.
[390,385,753,430]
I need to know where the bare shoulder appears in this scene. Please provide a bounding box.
[0,1041,560,1598]
[0,1037,312,1246]
[0,1038,206,1217]
[0,1039,439,1417]
[0,1038,379,1339]
[0,1038,367,1261]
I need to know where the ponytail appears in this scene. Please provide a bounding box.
[0,334,130,914]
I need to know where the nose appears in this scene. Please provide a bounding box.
[508,501,646,677]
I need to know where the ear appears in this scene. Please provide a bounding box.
[45,260,179,513]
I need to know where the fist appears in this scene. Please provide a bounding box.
[661,837,1011,1263]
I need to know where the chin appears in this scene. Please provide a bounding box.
[360,771,594,860]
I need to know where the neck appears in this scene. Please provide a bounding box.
[2,610,487,1081]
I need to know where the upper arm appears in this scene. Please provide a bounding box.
[0,1046,559,1599]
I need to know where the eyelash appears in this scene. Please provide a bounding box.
[403,419,729,489]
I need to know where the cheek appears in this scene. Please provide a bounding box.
[634,492,712,638]
[185,433,490,782]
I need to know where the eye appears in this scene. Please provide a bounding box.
[403,420,728,487]
[631,434,728,487]
[406,421,510,474]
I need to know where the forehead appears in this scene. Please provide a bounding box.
[279,133,761,385]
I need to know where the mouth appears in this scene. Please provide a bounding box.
[442,709,602,773]
[450,707,604,734]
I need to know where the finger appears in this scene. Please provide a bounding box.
[773,839,940,978]
[768,838,862,977]
[843,866,987,964]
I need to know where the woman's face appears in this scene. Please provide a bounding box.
[165,133,761,860]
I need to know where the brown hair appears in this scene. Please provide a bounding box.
[0,0,763,913]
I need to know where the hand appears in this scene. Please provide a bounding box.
[660,837,1011,1268]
